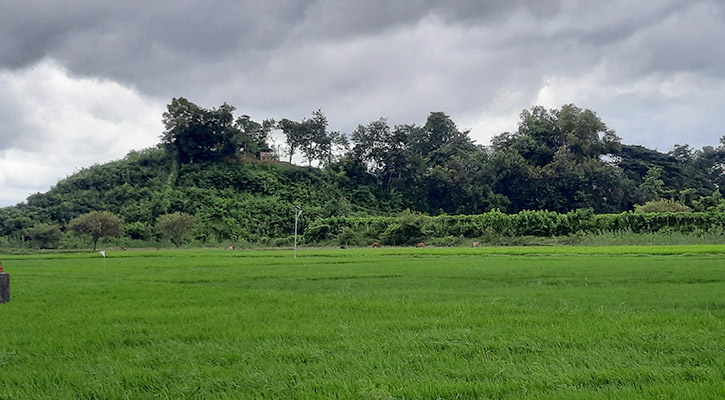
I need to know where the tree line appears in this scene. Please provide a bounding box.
[160,97,725,214]
[1,97,724,249]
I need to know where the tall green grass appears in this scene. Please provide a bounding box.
[1,247,724,399]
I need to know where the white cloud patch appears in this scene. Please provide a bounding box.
[0,59,163,206]
[527,65,725,149]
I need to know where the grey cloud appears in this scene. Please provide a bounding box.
[1,0,724,148]
[2,1,313,86]
[290,1,560,40]
[1,1,560,87]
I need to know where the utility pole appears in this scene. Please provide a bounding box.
[294,206,303,258]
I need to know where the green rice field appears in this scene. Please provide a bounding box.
[1,245,724,399]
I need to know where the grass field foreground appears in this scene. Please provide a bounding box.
[1,246,724,399]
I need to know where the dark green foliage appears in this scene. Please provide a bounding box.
[306,209,725,244]
[305,224,332,243]
[161,98,237,164]
[125,221,153,241]
[489,104,629,213]
[7,148,171,231]
[25,223,62,249]
[161,98,273,164]
[337,227,361,246]
[693,190,725,212]
[636,166,666,203]
[278,109,348,166]
[0,205,38,237]
[592,212,725,234]
[168,160,378,241]
[156,212,197,247]
[381,211,426,245]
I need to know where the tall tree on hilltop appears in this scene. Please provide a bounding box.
[490,104,629,212]
[351,118,390,173]
[161,98,269,164]
[235,115,276,157]
[413,112,487,213]
[277,118,305,163]
[279,109,348,166]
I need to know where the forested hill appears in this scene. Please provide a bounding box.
[0,148,382,243]
[1,98,724,246]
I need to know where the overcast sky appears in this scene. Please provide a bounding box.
[1,0,724,206]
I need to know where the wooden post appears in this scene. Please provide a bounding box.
[0,271,9,304]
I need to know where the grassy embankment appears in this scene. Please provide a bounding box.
[1,246,724,399]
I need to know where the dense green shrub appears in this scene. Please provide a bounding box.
[271,236,294,247]
[381,212,426,245]
[338,227,361,247]
[635,199,692,213]
[304,210,725,245]
[156,212,197,247]
[3,140,724,248]
[125,221,153,241]
[428,235,461,247]
[26,223,63,249]
[304,224,332,243]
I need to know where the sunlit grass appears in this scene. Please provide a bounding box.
[1,247,724,399]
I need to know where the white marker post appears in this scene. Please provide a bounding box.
[100,250,106,272]
[294,207,303,259]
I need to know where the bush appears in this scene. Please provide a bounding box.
[305,209,725,246]
[382,211,426,246]
[125,221,153,241]
[304,224,332,243]
[26,223,62,249]
[338,227,361,247]
[271,236,294,247]
[156,212,197,247]
[428,235,460,247]
[635,199,692,213]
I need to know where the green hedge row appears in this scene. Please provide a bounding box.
[304,210,725,243]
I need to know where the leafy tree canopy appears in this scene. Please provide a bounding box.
[156,212,197,247]
[161,97,273,164]
[68,211,124,250]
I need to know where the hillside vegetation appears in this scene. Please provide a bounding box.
[1,149,380,247]
[1,98,724,249]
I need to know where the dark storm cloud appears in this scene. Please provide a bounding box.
[1,0,724,146]
[2,1,306,85]
[1,1,562,89]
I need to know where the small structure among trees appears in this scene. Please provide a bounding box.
[257,146,276,162]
